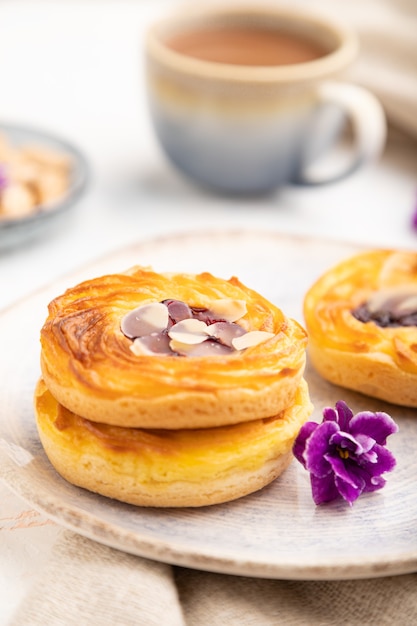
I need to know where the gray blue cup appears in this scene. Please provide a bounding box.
[145,4,386,194]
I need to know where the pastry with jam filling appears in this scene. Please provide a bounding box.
[304,249,417,407]
[40,266,308,429]
[36,266,312,507]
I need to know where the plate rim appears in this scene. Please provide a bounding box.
[2,451,416,581]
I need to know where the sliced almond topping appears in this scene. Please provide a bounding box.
[121,302,169,339]
[208,321,246,347]
[170,338,233,357]
[396,295,417,314]
[163,299,192,323]
[208,299,247,322]
[232,330,274,351]
[168,339,195,356]
[168,318,211,344]
[367,286,417,315]
[379,252,417,287]
[130,338,156,356]
[130,332,173,356]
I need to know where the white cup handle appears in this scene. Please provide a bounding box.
[295,81,387,186]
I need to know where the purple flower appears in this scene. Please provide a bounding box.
[293,401,399,506]
[411,189,417,231]
[0,164,8,191]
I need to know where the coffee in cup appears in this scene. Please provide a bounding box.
[166,24,328,66]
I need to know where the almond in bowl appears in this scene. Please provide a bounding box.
[0,123,88,250]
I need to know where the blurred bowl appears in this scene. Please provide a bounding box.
[0,122,89,251]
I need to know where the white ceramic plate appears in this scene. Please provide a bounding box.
[1,230,416,580]
[0,122,89,251]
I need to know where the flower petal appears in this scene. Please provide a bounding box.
[334,400,354,430]
[310,473,339,505]
[347,464,384,494]
[330,430,365,455]
[367,475,386,492]
[322,406,338,422]
[359,443,397,475]
[353,433,376,454]
[349,411,399,444]
[292,421,318,467]
[305,421,339,477]
[325,454,364,489]
[361,448,379,464]
[335,474,364,505]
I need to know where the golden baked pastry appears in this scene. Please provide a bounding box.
[304,249,417,407]
[40,266,308,429]
[35,377,313,507]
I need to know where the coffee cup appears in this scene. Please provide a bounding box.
[145,3,386,194]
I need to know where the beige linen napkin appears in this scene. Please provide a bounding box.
[10,531,184,626]
[293,0,417,140]
[10,529,417,626]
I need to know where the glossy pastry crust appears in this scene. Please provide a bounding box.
[40,266,308,428]
[34,378,313,507]
[304,249,417,407]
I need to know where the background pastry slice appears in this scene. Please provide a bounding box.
[304,249,417,407]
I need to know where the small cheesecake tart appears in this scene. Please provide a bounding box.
[34,377,313,507]
[304,249,417,407]
[40,266,308,429]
